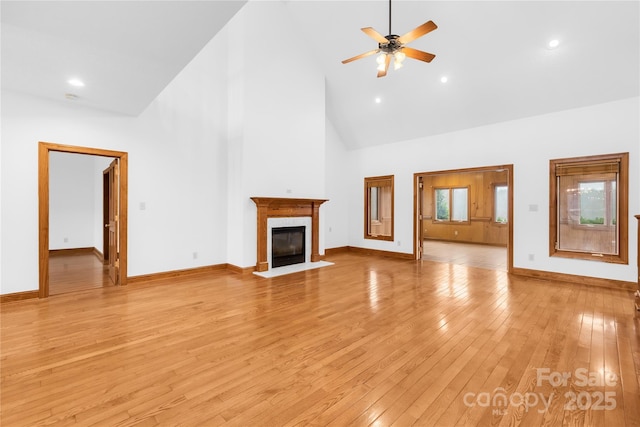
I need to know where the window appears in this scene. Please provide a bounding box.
[365,175,394,241]
[578,181,616,225]
[435,188,449,220]
[494,184,508,224]
[550,153,628,264]
[434,187,469,222]
[370,186,379,221]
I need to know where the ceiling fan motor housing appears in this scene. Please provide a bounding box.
[379,35,402,53]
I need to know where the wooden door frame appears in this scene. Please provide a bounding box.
[416,175,424,259]
[413,164,514,273]
[39,142,128,298]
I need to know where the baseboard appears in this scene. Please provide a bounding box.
[342,246,414,260]
[49,247,95,256]
[5,259,629,301]
[226,264,256,275]
[511,267,635,292]
[128,264,228,284]
[1,290,39,303]
[93,247,104,263]
[324,246,350,255]
[2,263,250,300]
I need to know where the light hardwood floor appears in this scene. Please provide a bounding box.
[1,252,639,426]
[49,251,114,295]
[422,240,507,271]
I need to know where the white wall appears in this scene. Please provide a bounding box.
[324,118,350,250]
[347,97,639,283]
[49,152,96,250]
[224,2,327,268]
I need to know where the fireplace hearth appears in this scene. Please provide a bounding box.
[272,226,305,268]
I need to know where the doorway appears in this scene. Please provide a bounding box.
[413,165,513,273]
[39,142,128,298]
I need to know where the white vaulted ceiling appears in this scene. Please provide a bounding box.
[2,1,638,149]
[1,0,248,115]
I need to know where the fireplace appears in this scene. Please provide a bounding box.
[250,197,328,272]
[271,226,305,268]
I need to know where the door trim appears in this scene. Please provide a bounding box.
[38,142,129,298]
[413,164,514,273]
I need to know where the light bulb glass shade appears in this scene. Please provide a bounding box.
[393,50,406,70]
[376,53,387,71]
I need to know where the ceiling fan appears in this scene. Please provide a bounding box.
[342,0,437,77]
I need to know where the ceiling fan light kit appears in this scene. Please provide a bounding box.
[342,0,437,77]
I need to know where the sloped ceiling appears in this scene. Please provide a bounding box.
[1,0,248,115]
[2,1,638,149]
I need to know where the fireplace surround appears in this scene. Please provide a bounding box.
[250,197,328,272]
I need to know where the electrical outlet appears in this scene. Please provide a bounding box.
[454,230,458,236]
[397,241,401,246]
[528,254,535,261]
[193,252,198,260]
[64,237,68,243]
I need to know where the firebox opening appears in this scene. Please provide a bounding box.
[272,226,305,268]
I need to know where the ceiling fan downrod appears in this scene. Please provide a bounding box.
[388,0,392,35]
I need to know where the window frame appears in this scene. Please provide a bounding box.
[549,152,628,264]
[364,175,394,241]
[433,185,470,224]
[493,183,509,225]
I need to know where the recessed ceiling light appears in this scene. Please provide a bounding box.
[375,97,382,104]
[64,93,79,100]
[548,39,560,49]
[67,78,85,87]
[440,76,448,83]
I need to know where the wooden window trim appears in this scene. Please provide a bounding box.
[364,175,394,241]
[492,183,508,225]
[549,152,628,264]
[432,185,471,224]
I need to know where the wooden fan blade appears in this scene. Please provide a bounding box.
[342,49,380,64]
[377,53,391,78]
[398,20,437,44]
[361,27,388,44]
[403,46,436,63]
